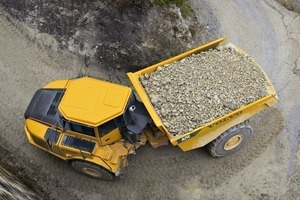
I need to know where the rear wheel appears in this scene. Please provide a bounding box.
[208,122,253,157]
[71,160,115,180]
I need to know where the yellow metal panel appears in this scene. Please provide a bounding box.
[100,128,122,146]
[93,146,125,173]
[26,119,48,140]
[58,77,132,126]
[25,119,64,157]
[25,115,126,175]
[103,145,113,160]
[62,84,100,111]
[110,143,128,165]
[104,87,126,108]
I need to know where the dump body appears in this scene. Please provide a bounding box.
[127,37,278,152]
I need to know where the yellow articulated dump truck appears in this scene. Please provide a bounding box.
[24,37,278,180]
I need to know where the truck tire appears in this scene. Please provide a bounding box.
[207,122,253,157]
[71,160,115,181]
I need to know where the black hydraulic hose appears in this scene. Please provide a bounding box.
[124,133,137,151]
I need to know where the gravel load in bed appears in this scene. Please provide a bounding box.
[140,46,269,135]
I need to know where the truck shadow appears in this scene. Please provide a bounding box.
[63,107,283,199]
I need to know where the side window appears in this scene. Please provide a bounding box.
[65,121,95,137]
[98,120,117,137]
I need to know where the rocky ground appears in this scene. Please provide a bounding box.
[141,48,268,135]
[0,165,39,199]
[0,0,217,71]
[276,0,300,13]
[0,0,299,199]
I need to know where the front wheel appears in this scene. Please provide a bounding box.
[71,160,115,180]
[207,122,253,157]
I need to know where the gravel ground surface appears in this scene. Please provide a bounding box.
[0,165,39,199]
[0,0,299,199]
[141,48,268,135]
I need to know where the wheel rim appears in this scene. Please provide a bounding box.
[224,134,244,150]
[82,167,103,178]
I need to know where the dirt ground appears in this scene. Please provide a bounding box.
[0,0,299,199]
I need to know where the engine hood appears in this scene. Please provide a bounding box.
[25,89,64,126]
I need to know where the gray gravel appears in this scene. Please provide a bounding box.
[140,47,269,135]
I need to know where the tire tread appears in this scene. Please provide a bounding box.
[208,121,252,157]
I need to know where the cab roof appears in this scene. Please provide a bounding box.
[58,77,131,127]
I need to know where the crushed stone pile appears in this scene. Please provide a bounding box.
[140,47,269,135]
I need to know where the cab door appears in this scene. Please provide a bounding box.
[58,121,100,159]
[43,127,63,156]
[98,119,122,146]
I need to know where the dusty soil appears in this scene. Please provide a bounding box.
[0,0,299,200]
[0,164,39,199]
[0,0,216,72]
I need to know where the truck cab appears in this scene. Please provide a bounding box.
[24,77,150,180]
